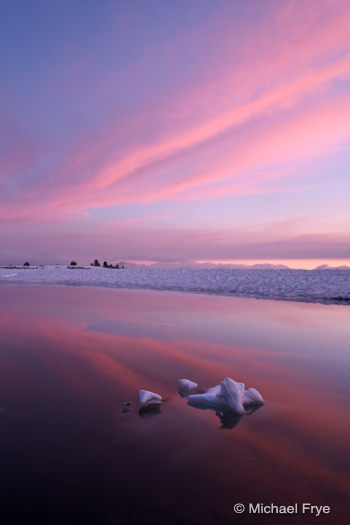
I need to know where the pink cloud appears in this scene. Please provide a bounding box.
[4,0,347,222]
[29,89,348,219]
[91,53,350,192]
[1,0,350,265]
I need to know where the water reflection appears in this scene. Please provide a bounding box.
[185,404,263,430]
[139,405,162,420]
[0,284,349,524]
[217,409,243,429]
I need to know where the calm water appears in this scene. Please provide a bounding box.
[0,285,349,525]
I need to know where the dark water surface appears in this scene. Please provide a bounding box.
[0,285,349,525]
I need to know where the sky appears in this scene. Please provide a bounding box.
[1,0,350,267]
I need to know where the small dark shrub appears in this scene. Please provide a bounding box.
[103,261,109,268]
[70,261,77,266]
[91,259,101,267]
[24,262,30,266]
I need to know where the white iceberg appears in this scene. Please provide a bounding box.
[139,389,162,408]
[187,377,264,415]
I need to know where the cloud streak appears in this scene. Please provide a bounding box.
[1,0,350,262]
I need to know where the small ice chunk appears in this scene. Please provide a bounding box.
[187,386,226,410]
[178,379,199,397]
[217,378,245,415]
[242,387,264,406]
[186,377,264,416]
[178,379,198,391]
[139,389,162,408]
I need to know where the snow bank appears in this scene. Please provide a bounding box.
[0,265,349,304]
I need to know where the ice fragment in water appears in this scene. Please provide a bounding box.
[186,377,264,415]
[139,389,162,408]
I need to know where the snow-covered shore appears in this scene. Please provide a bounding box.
[0,265,349,305]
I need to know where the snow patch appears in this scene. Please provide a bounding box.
[0,265,349,304]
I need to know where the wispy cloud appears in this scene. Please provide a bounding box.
[1,0,350,262]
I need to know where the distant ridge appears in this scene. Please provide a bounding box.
[314,264,350,270]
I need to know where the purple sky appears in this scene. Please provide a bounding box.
[1,0,350,267]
